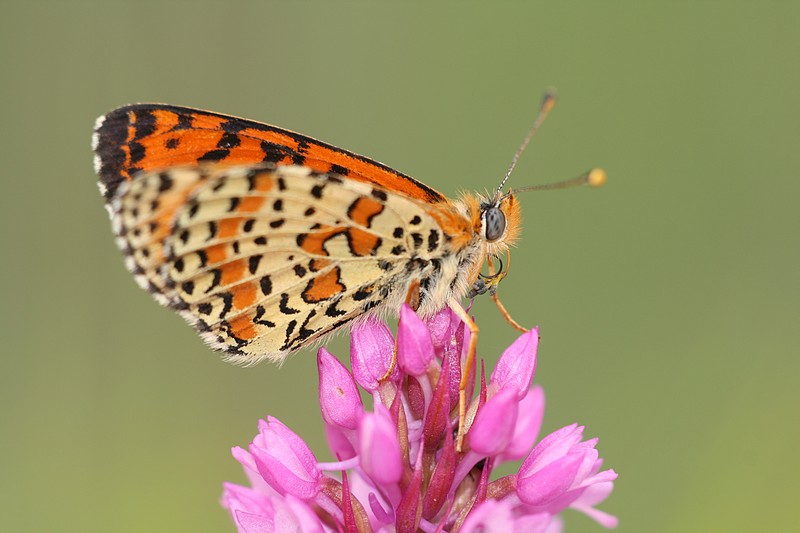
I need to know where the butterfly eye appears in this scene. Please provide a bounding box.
[484,207,506,242]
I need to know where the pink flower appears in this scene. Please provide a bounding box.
[249,417,322,500]
[221,484,326,533]
[461,499,557,533]
[222,307,618,531]
[516,424,619,527]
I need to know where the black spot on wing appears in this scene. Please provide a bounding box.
[205,269,222,293]
[282,320,298,350]
[260,275,272,295]
[199,132,241,162]
[249,255,262,275]
[219,292,233,318]
[254,305,275,327]
[181,280,195,295]
[218,132,241,149]
[199,149,229,162]
[325,299,347,317]
[330,164,350,176]
[296,310,318,343]
[158,172,173,192]
[353,285,374,301]
[279,293,300,314]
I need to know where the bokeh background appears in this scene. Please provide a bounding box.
[2,2,798,531]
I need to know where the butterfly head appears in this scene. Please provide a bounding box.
[479,191,521,253]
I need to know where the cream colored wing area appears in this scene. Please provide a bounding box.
[111,163,451,364]
[109,167,212,306]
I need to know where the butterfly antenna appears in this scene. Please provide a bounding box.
[495,90,558,199]
[511,167,607,194]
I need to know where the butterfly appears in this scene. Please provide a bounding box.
[93,95,603,381]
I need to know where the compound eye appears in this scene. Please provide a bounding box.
[484,207,506,242]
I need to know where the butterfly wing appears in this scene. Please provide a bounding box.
[110,163,460,364]
[93,104,447,205]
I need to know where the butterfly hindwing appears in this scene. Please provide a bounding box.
[111,163,451,363]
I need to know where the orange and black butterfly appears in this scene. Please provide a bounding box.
[93,96,604,366]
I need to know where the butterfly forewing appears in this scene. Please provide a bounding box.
[111,163,452,364]
[94,104,448,205]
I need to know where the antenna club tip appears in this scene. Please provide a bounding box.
[587,168,607,187]
[541,91,558,112]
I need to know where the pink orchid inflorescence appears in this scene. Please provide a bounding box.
[221,304,618,532]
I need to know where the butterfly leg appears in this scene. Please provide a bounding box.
[491,294,528,332]
[487,256,528,333]
[380,280,422,383]
[449,299,479,452]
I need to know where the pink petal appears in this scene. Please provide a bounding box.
[520,424,583,477]
[512,512,557,533]
[323,424,356,460]
[222,482,274,519]
[233,510,272,533]
[397,304,434,376]
[350,317,398,390]
[490,327,538,398]
[231,447,276,495]
[500,385,545,462]
[460,499,515,532]
[570,481,619,528]
[250,418,322,500]
[469,388,519,455]
[517,452,583,506]
[318,348,363,430]
[425,306,457,353]
[358,404,403,485]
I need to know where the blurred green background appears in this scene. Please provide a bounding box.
[2,2,798,531]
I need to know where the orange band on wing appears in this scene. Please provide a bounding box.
[95,104,448,205]
[231,281,258,310]
[303,268,345,303]
[348,196,384,227]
